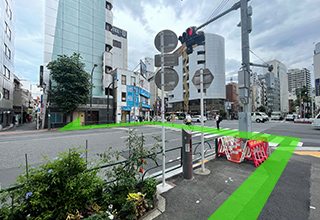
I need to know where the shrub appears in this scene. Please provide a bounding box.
[0,147,103,220]
[142,178,158,200]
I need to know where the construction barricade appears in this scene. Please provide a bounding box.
[241,140,269,167]
[217,136,269,167]
[217,136,242,163]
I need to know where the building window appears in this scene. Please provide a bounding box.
[113,40,121,49]
[121,92,126,102]
[3,66,10,79]
[3,88,9,99]
[105,44,112,52]
[4,44,11,59]
[197,60,205,64]
[197,51,205,55]
[121,75,126,85]
[106,23,112,31]
[131,76,136,86]
[5,22,11,40]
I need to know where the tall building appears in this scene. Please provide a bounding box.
[43,0,126,127]
[314,42,320,113]
[167,33,226,114]
[263,60,289,112]
[0,0,15,130]
[110,25,128,70]
[287,68,312,95]
[226,82,239,112]
[258,72,280,112]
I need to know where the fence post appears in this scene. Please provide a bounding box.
[25,154,29,181]
[86,140,88,166]
[215,138,218,157]
[182,129,193,180]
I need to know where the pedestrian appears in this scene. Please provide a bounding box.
[171,113,175,124]
[215,112,221,129]
[185,113,192,125]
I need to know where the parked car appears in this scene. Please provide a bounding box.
[285,114,295,121]
[192,115,207,123]
[260,112,269,121]
[311,113,320,128]
[271,112,283,120]
[251,112,266,123]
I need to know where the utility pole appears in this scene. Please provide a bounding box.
[238,0,252,134]
[90,64,98,125]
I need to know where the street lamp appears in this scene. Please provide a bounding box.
[90,64,98,125]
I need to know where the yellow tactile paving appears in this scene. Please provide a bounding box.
[294,151,320,158]
[197,159,209,165]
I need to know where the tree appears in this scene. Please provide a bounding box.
[47,53,92,114]
[257,105,266,112]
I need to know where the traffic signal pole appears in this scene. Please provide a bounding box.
[239,0,252,134]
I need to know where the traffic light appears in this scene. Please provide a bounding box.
[178,26,197,45]
[179,27,205,55]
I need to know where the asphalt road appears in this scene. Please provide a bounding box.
[0,119,319,189]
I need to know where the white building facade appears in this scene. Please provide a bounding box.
[0,0,15,130]
[110,25,128,70]
[113,69,150,123]
[167,33,226,114]
[314,42,320,113]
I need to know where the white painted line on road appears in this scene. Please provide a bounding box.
[310,206,316,210]
[204,134,219,138]
[120,131,161,139]
[193,133,202,137]
[177,157,181,160]
[168,159,173,162]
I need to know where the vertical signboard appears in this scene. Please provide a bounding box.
[126,85,139,107]
[127,85,133,107]
[316,78,320,96]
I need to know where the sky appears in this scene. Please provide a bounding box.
[14,0,320,85]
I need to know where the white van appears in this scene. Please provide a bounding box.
[251,112,266,123]
[271,112,283,120]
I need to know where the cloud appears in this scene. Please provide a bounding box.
[15,0,320,86]
[15,0,44,83]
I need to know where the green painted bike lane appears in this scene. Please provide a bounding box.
[59,119,300,219]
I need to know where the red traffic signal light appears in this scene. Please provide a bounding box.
[188,28,193,36]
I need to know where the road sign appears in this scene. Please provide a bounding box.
[154,30,178,53]
[154,53,179,67]
[192,68,214,90]
[154,67,179,91]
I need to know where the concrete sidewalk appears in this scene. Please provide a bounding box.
[152,153,320,220]
[0,121,59,135]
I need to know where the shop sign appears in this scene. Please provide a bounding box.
[140,88,150,98]
[122,106,132,111]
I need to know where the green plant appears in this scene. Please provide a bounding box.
[0,147,103,220]
[142,178,158,199]
[99,129,162,211]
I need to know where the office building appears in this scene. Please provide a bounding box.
[0,0,15,130]
[287,68,312,95]
[263,60,289,113]
[43,0,127,127]
[258,72,281,112]
[167,33,226,115]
